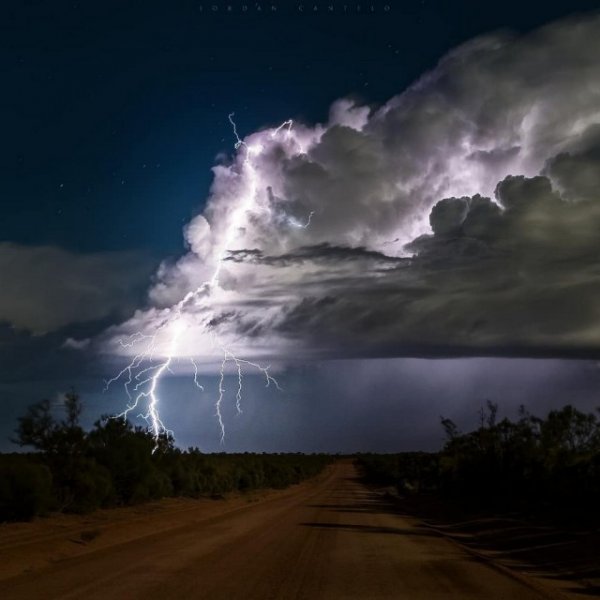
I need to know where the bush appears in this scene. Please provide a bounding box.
[358,403,600,523]
[65,459,116,513]
[3,394,332,521]
[0,456,54,520]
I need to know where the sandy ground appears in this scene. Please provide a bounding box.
[0,462,589,599]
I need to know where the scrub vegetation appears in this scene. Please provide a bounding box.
[358,401,600,522]
[0,392,330,521]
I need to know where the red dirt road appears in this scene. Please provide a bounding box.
[0,462,565,599]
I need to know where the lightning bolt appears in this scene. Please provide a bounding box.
[214,340,282,442]
[287,210,314,229]
[105,113,291,448]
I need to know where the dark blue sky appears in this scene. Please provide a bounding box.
[4,0,598,256]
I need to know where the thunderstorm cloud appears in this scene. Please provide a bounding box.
[102,13,600,365]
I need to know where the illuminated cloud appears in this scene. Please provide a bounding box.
[102,13,600,366]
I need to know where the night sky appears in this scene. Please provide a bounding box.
[2,0,600,452]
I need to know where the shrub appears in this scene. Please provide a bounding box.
[0,456,54,520]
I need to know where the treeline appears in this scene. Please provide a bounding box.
[0,393,330,521]
[358,402,600,520]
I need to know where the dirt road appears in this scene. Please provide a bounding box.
[0,462,561,599]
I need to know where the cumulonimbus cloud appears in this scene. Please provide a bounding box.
[101,12,600,365]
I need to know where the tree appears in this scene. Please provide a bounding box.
[440,417,460,442]
[14,398,55,453]
[14,391,85,457]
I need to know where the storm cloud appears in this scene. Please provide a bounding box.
[104,13,600,365]
[0,243,155,334]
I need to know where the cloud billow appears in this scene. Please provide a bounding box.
[105,13,600,364]
[0,243,154,335]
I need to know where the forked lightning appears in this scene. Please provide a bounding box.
[105,114,302,447]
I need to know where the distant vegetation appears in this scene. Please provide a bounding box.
[358,402,600,522]
[0,392,330,521]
